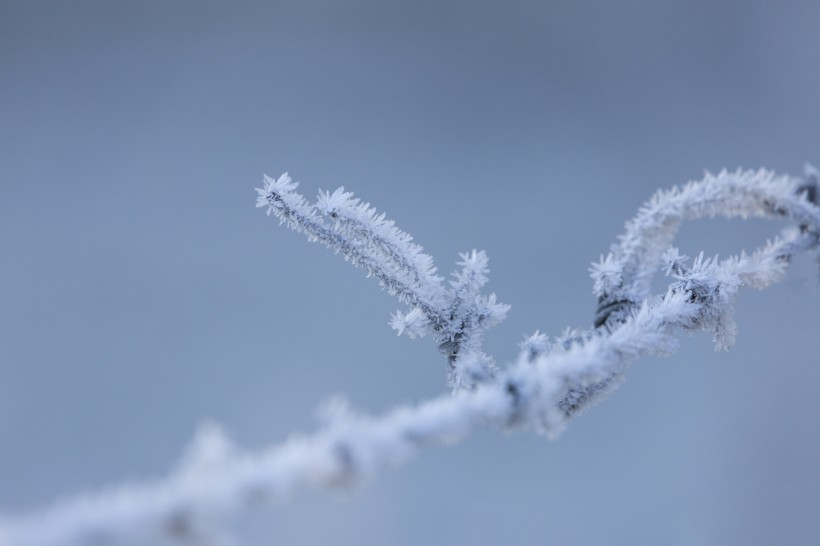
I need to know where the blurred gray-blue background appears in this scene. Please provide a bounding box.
[2,1,819,544]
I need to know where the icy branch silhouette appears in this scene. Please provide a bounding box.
[1,167,818,546]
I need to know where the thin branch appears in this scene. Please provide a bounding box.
[256,174,452,333]
[1,167,817,546]
[258,173,509,389]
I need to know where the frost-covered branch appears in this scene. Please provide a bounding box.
[1,166,818,546]
[255,174,448,326]
[591,167,820,327]
[257,174,509,390]
[571,167,820,415]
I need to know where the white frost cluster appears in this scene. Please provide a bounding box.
[0,166,817,546]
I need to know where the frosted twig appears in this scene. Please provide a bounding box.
[255,174,449,330]
[572,167,820,415]
[0,166,817,546]
[592,168,820,326]
[257,174,509,390]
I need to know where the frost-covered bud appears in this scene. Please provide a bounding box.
[475,293,510,329]
[316,187,357,219]
[450,250,490,293]
[389,307,430,339]
[519,331,550,363]
[448,351,496,391]
[255,173,300,215]
[590,253,622,296]
[661,247,689,277]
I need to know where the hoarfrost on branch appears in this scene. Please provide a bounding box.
[1,166,818,546]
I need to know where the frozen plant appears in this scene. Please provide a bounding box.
[0,166,818,546]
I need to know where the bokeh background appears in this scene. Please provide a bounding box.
[2,1,819,544]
